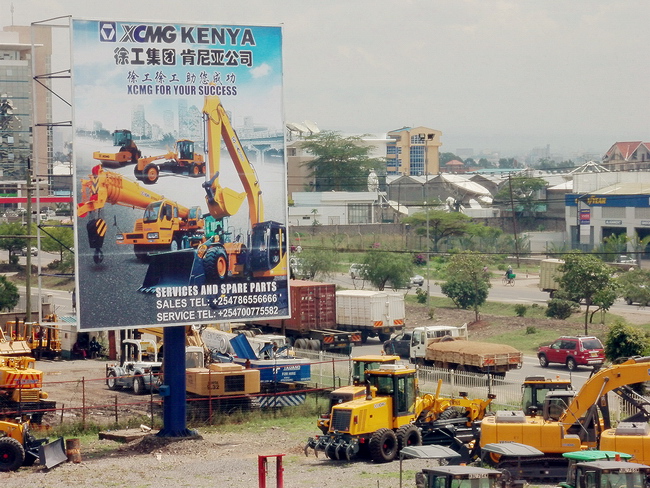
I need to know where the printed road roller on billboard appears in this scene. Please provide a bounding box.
[71,20,289,330]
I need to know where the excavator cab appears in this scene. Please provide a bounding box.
[521,376,573,415]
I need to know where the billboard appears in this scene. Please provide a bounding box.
[71,20,289,330]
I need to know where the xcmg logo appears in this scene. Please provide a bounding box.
[119,24,177,43]
[99,22,117,42]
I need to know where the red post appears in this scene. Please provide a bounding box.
[258,454,285,488]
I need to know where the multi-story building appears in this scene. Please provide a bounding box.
[0,25,52,182]
[386,126,442,176]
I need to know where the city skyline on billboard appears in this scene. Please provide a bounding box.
[71,19,289,331]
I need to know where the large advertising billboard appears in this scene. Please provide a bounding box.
[71,20,289,330]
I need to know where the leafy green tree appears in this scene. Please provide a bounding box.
[40,225,74,261]
[361,250,413,291]
[0,222,29,263]
[604,321,650,362]
[494,176,547,219]
[292,247,338,280]
[593,233,629,262]
[0,275,19,311]
[440,253,491,321]
[301,131,384,192]
[439,152,463,165]
[477,158,493,168]
[405,210,471,253]
[617,268,650,306]
[558,253,618,334]
[498,157,519,168]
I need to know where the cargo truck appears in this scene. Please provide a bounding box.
[246,280,362,354]
[335,289,405,342]
[407,325,523,377]
[540,258,564,297]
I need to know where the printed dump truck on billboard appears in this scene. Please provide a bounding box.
[71,20,289,330]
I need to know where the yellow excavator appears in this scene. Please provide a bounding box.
[141,95,287,289]
[481,356,650,477]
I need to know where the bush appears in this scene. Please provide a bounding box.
[525,326,538,335]
[545,299,580,319]
[514,304,527,317]
[415,287,428,304]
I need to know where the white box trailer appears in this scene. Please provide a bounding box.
[335,290,405,342]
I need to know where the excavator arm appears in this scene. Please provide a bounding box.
[560,356,650,425]
[201,95,264,224]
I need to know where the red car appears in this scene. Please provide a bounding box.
[537,336,605,371]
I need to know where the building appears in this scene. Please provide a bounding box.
[566,172,650,253]
[386,126,442,176]
[289,191,380,227]
[602,142,650,172]
[0,25,53,183]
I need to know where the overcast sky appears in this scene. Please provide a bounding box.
[3,0,649,157]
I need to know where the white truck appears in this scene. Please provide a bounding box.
[105,339,162,394]
[335,289,405,342]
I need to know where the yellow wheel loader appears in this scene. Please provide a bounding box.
[0,418,66,471]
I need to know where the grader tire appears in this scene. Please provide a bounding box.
[396,424,422,451]
[369,428,398,463]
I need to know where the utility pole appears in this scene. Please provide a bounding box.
[507,174,520,267]
[25,159,32,323]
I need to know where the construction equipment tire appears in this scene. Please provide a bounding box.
[132,375,146,395]
[369,428,398,463]
[106,371,122,390]
[437,408,462,421]
[143,163,160,185]
[0,437,25,472]
[396,424,422,451]
[203,247,229,282]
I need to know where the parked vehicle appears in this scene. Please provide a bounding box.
[105,339,161,394]
[382,330,412,358]
[537,336,604,371]
[246,281,362,353]
[336,289,405,342]
[539,258,564,297]
[19,247,38,256]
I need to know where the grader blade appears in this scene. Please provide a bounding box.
[139,249,205,293]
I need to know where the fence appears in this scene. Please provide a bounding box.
[22,354,644,430]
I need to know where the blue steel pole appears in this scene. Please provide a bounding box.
[157,325,196,437]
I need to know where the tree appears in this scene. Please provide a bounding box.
[0,222,29,263]
[293,247,338,280]
[604,321,650,363]
[0,275,19,311]
[593,233,629,263]
[40,225,74,262]
[558,252,618,334]
[439,152,463,165]
[494,176,547,219]
[361,250,413,291]
[498,157,518,168]
[440,253,491,321]
[301,131,384,192]
[405,210,471,252]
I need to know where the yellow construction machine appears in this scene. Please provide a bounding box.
[141,94,287,289]
[0,356,56,424]
[133,139,205,184]
[305,364,493,463]
[2,315,61,359]
[0,418,66,471]
[93,129,141,167]
[481,356,650,478]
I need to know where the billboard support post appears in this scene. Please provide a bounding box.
[157,325,196,438]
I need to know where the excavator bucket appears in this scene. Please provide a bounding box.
[139,249,205,293]
[38,437,67,469]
